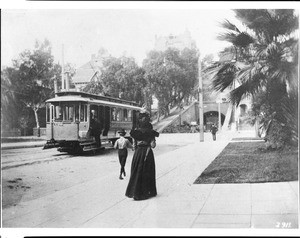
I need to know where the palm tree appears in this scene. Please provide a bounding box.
[205,9,298,148]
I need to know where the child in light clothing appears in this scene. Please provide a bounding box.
[114,129,133,180]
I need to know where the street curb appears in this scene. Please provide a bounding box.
[1,144,45,150]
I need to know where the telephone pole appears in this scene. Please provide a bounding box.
[61,44,65,90]
[198,54,204,142]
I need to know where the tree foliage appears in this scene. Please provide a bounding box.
[83,56,146,105]
[205,9,298,148]
[143,47,198,118]
[1,39,62,132]
[1,67,19,130]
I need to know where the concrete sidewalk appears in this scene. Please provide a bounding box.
[2,130,299,229]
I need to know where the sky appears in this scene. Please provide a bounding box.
[1,8,234,68]
[2,1,298,70]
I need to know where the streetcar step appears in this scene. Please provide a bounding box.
[82,146,105,152]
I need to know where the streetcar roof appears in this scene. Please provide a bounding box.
[46,96,143,110]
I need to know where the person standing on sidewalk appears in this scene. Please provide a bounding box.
[210,123,218,141]
[114,129,133,180]
[125,111,159,201]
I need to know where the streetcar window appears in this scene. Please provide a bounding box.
[111,107,116,121]
[116,108,121,121]
[128,110,132,121]
[68,106,74,121]
[80,104,84,121]
[63,105,67,121]
[60,104,74,121]
[123,109,128,121]
[55,105,63,121]
[46,104,50,122]
[75,104,79,121]
[80,104,87,122]
[111,107,121,121]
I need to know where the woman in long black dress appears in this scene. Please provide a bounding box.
[125,112,159,201]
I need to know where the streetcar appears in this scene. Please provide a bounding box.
[43,90,143,154]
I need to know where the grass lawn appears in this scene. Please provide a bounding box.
[194,141,298,184]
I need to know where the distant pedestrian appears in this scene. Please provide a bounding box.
[210,123,218,141]
[114,129,133,180]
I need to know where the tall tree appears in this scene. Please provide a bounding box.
[6,39,61,131]
[83,56,146,105]
[205,9,298,148]
[143,47,198,119]
[1,67,19,131]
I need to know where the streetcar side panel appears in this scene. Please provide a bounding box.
[52,122,79,140]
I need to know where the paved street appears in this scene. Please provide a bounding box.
[1,131,299,230]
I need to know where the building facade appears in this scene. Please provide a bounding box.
[72,49,109,90]
[154,29,196,51]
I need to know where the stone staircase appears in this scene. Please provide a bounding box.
[152,104,193,133]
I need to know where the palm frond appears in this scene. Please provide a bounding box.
[217,32,238,44]
[234,32,255,48]
[229,71,264,105]
[220,20,241,33]
[210,62,238,92]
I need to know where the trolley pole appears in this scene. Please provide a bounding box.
[198,54,204,142]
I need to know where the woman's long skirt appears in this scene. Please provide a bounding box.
[125,146,157,200]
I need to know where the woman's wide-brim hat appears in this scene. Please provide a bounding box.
[117,129,126,135]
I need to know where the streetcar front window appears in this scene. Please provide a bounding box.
[63,104,74,121]
[46,104,50,122]
[54,105,63,121]
[68,106,74,121]
[75,104,79,121]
